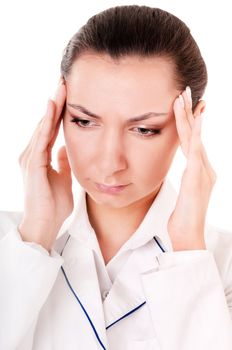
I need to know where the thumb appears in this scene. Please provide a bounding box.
[57,146,72,175]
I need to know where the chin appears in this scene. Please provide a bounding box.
[86,189,132,206]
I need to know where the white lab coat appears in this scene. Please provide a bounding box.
[1,177,232,350]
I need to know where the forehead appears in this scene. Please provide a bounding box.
[66,53,178,110]
[69,53,175,85]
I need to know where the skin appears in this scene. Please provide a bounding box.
[60,53,210,262]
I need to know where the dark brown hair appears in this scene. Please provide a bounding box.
[60,5,207,110]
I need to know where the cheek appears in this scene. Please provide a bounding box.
[134,145,169,179]
[63,132,95,175]
[133,130,178,180]
[63,140,91,186]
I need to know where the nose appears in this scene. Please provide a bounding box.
[97,129,128,182]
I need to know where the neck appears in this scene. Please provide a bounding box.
[86,183,163,251]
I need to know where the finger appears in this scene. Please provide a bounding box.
[187,114,217,189]
[52,77,66,124]
[173,95,192,157]
[189,112,217,181]
[48,103,65,151]
[19,101,50,167]
[48,79,67,149]
[30,79,66,162]
[199,141,217,181]
[185,114,205,179]
[182,86,195,128]
[20,78,66,170]
[195,129,217,181]
[29,100,56,168]
[57,146,72,176]
[188,114,202,156]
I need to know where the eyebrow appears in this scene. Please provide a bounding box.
[66,103,169,123]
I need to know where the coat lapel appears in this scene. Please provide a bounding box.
[53,234,108,349]
[103,239,165,329]
[103,250,146,328]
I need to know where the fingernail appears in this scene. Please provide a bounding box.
[186,86,191,102]
[178,95,185,108]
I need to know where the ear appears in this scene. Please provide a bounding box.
[193,99,206,117]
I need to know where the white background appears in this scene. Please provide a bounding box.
[0,0,231,231]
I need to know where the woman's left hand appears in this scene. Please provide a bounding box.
[167,86,217,251]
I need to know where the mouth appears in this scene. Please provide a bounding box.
[95,182,130,194]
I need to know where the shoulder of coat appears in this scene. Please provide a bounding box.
[205,222,232,284]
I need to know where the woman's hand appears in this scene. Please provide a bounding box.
[167,86,217,251]
[18,77,74,253]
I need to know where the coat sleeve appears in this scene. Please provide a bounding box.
[0,225,64,350]
[141,249,232,350]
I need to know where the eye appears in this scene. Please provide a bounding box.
[70,117,97,128]
[70,116,162,138]
[133,127,162,138]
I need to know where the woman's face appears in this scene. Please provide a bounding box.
[62,53,181,208]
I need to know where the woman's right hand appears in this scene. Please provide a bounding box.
[18,77,74,253]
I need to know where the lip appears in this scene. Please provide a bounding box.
[95,182,130,194]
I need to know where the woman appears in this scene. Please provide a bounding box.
[1,5,232,349]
